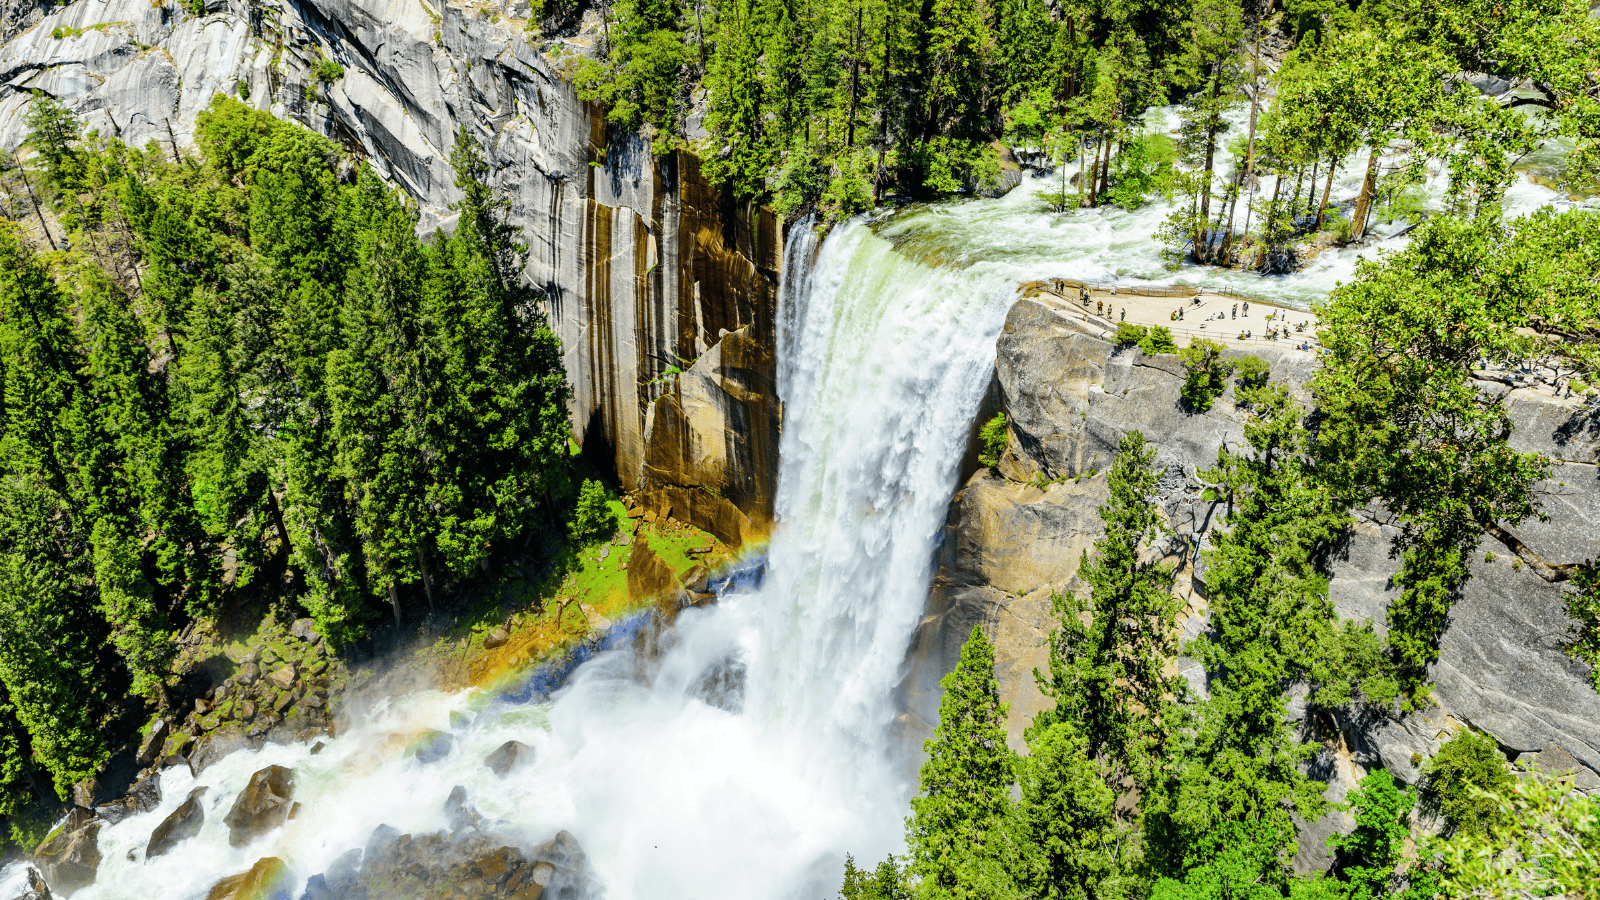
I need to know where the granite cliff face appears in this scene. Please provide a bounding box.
[0,0,779,537]
[900,293,1600,870]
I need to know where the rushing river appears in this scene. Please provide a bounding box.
[10,127,1580,899]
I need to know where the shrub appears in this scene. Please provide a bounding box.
[1233,354,1270,396]
[236,79,249,100]
[1139,325,1177,356]
[568,479,619,545]
[314,59,345,84]
[1177,339,1234,413]
[1421,729,1512,837]
[979,412,1008,469]
[1114,323,1149,348]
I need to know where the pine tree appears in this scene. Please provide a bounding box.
[1015,722,1133,900]
[1035,430,1182,793]
[906,625,1017,899]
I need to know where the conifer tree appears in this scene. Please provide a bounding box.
[907,625,1017,899]
[1035,430,1182,793]
[1015,722,1132,900]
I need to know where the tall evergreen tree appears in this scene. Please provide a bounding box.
[1035,430,1182,794]
[907,625,1017,899]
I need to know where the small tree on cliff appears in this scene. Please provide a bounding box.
[1034,430,1183,795]
[907,625,1020,899]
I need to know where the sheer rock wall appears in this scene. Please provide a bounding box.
[900,295,1600,871]
[0,0,780,529]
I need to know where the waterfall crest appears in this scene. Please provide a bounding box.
[56,217,1012,900]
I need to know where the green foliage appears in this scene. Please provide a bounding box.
[1014,722,1138,900]
[1176,340,1233,413]
[23,94,83,191]
[572,0,689,153]
[1151,821,1293,900]
[1420,730,1512,838]
[569,480,620,545]
[907,625,1016,898]
[1231,355,1269,396]
[1139,326,1177,356]
[1113,323,1148,348]
[1326,770,1418,900]
[1312,213,1562,696]
[1429,764,1600,900]
[314,59,345,83]
[1035,431,1181,795]
[978,413,1008,470]
[1103,133,1177,211]
[1562,563,1600,692]
[840,855,912,900]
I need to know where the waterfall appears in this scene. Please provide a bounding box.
[55,216,1014,900]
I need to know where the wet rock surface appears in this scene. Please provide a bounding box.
[316,819,596,900]
[485,740,534,776]
[32,812,100,897]
[206,856,292,900]
[147,787,208,858]
[224,766,295,847]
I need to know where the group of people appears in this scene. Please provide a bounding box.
[1059,281,1322,352]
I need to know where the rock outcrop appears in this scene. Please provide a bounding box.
[205,856,291,900]
[0,0,781,532]
[903,295,1600,870]
[32,811,100,897]
[224,765,295,847]
[147,787,207,858]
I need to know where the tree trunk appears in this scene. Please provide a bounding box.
[388,581,402,625]
[1304,159,1318,218]
[1314,158,1337,231]
[1350,147,1381,241]
[1087,134,1106,207]
[13,152,57,251]
[847,3,862,149]
[1096,131,1112,204]
[1257,173,1284,269]
[417,549,437,612]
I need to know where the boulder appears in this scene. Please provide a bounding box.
[223,766,295,848]
[483,627,510,649]
[33,817,100,897]
[404,730,453,764]
[188,730,248,776]
[679,565,710,593]
[237,662,260,686]
[97,771,161,824]
[146,788,207,858]
[19,866,52,900]
[204,857,292,900]
[135,719,170,767]
[444,785,481,832]
[265,665,296,691]
[289,619,320,643]
[484,740,533,776]
[627,539,676,603]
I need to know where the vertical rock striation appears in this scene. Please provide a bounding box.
[0,0,780,526]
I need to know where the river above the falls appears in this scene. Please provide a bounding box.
[17,134,1583,900]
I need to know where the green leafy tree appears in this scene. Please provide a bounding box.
[1420,729,1512,838]
[907,625,1017,899]
[1035,430,1181,795]
[1325,770,1421,900]
[1177,340,1233,413]
[23,95,84,191]
[1014,722,1136,900]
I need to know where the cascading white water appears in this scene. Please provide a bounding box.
[48,216,1014,900]
[28,142,1579,898]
